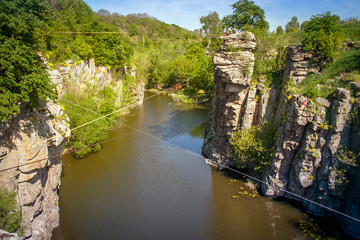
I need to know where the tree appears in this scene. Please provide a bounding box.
[302,12,341,64]
[275,25,284,35]
[0,0,56,120]
[0,189,23,234]
[230,121,277,175]
[223,0,269,31]
[200,11,222,37]
[285,16,300,33]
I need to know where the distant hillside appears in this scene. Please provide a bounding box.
[95,11,198,40]
[275,19,360,46]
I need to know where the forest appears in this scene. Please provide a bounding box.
[1,0,360,237]
[1,0,359,159]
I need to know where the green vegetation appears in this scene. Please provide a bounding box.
[0,188,23,235]
[60,75,138,157]
[285,16,300,33]
[229,121,277,175]
[200,11,223,52]
[0,0,56,120]
[303,12,342,64]
[223,0,269,31]
[333,148,359,196]
[341,19,360,41]
[298,48,360,100]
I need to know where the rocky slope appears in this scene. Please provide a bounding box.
[202,33,360,238]
[48,59,144,106]
[0,100,70,239]
[0,59,145,239]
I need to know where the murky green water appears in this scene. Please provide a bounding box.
[53,92,308,240]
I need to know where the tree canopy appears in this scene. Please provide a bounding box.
[276,26,284,35]
[223,0,269,31]
[200,11,222,37]
[302,12,341,64]
[0,0,56,120]
[285,16,300,33]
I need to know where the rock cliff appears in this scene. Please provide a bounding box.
[202,32,278,167]
[0,100,70,239]
[48,59,145,106]
[1,57,146,239]
[202,33,360,238]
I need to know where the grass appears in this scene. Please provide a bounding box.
[296,48,360,100]
[276,30,305,46]
[339,20,360,42]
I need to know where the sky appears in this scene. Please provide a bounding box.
[84,0,360,31]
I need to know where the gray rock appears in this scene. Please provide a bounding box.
[316,97,331,108]
[48,69,63,86]
[0,100,70,240]
[203,31,360,238]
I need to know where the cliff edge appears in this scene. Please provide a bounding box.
[0,100,70,239]
[203,33,360,238]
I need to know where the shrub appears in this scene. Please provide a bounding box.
[230,121,277,175]
[302,12,341,64]
[0,188,23,234]
[60,94,114,158]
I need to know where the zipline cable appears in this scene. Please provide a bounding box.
[0,107,184,173]
[0,61,213,162]
[0,88,171,162]
[2,89,360,225]
[33,93,360,225]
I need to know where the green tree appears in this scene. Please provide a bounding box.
[0,188,23,234]
[285,16,300,33]
[60,94,114,158]
[200,11,222,37]
[0,0,56,120]
[302,12,341,64]
[230,121,277,175]
[276,25,284,35]
[223,0,269,31]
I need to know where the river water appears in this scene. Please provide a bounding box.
[53,92,308,240]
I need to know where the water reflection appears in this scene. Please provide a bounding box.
[53,92,308,240]
[210,169,307,240]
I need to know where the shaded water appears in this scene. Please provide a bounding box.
[53,92,308,240]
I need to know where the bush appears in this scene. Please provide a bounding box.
[0,188,23,234]
[302,12,341,64]
[60,94,114,158]
[230,121,277,175]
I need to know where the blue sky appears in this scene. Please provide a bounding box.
[84,0,360,31]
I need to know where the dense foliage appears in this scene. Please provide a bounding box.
[0,0,56,120]
[302,12,341,64]
[223,0,269,31]
[0,188,23,234]
[285,16,300,33]
[60,93,113,157]
[230,121,277,175]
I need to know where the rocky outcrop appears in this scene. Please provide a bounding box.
[0,100,70,239]
[282,45,318,84]
[203,34,360,238]
[49,59,145,106]
[262,87,360,238]
[202,32,278,167]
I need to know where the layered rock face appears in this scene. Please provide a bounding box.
[202,32,278,167]
[0,101,70,239]
[203,34,360,238]
[48,59,145,106]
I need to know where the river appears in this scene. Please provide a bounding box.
[52,92,309,240]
